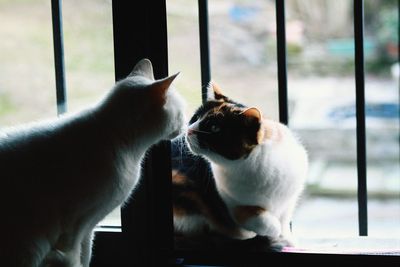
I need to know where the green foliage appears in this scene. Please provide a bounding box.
[0,93,16,117]
[376,8,399,45]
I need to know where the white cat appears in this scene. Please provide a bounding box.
[185,83,308,246]
[0,59,186,267]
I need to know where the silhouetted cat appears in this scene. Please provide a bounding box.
[0,59,186,267]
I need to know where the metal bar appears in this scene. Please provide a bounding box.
[275,0,289,125]
[112,1,172,265]
[51,0,67,115]
[198,0,211,103]
[354,0,368,236]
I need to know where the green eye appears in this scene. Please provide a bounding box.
[210,124,221,133]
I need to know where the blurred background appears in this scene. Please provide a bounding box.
[0,0,398,248]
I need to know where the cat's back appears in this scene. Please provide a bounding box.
[0,119,61,174]
[0,109,117,207]
[252,120,308,174]
[0,111,99,168]
[212,121,308,207]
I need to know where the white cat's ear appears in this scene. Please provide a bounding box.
[242,107,262,122]
[129,58,155,80]
[206,81,226,101]
[150,72,180,104]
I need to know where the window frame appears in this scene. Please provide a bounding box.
[46,0,399,266]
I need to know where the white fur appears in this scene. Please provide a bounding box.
[174,215,208,235]
[187,120,308,244]
[173,213,256,240]
[0,59,186,267]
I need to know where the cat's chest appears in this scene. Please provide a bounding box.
[211,149,297,205]
[213,163,276,197]
[114,151,144,197]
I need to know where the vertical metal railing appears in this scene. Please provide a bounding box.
[198,0,211,103]
[353,0,368,236]
[196,0,368,236]
[47,1,371,264]
[275,0,289,126]
[50,0,67,115]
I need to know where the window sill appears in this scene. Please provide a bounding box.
[286,237,400,255]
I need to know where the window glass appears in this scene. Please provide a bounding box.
[209,0,279,120]
[285,0,359,239]
[0,0,56,126]
[0,0,119,227]
[168,0,399,249]
[62,0,118,227]
[287,0,399,242]
[62,0,115,113]
[167,0,202,117]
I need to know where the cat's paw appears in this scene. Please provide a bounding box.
[269,235,297,250]
[43,249,67,267]
[242,213,281,239]
[232,228,257,240]
[279,233,297,247]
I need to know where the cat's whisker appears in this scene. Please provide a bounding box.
[190,129,211,135]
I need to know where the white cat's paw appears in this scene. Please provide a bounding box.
[279,233,297,247]
[233,228,257,240]
[268,234,297,250]
[242,213,281,239]
[43,249,66,267]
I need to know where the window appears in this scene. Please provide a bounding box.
[0,0,398,266]
[0,0,56,125]
[0,0,119,226]
[167,0,399,254]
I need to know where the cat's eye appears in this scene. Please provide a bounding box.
[210,124,221,133]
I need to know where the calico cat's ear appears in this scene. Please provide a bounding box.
[150,72,180,105]
[129,58,155,80]
[242,107,262,122]
[207,81,228,102]
[242,107,264,144]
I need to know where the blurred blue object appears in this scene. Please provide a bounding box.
[326,38,376,57]
[229,4,258,23]
[328,103,399,120]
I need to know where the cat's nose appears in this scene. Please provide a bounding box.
[187,128,194,135]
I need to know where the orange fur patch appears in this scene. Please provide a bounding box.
[242,107,261,121]
[213,102,228,114]
[233,205,266,225]
[179,191,242,237]
[173,206,187,217]
[180,191,209,216]
[212,81,224,97]
[261,119,284,143]
[172,170,188,185]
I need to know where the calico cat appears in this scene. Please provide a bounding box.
[0,59,186,267]
[172,82,308,248]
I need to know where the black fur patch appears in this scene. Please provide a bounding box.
[193,102,260,160]
[171,138,238,229]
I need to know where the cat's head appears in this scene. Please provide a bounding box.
[106,58,186,141]
[185,82,263,162]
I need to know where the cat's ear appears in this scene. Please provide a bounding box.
[242,107,262,122]
[206,81,228,101]
[242,107,264,144]
[129,58,155,80]
[150,72,180,105]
